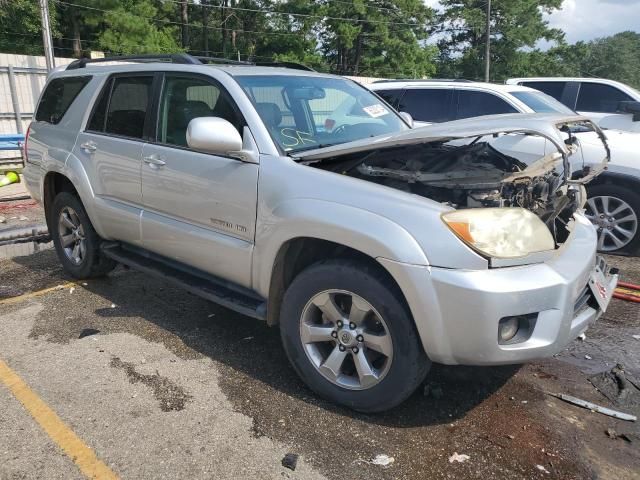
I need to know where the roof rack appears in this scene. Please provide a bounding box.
[372,78,474,84]
[255,61,316,72]
[65,53,316,72]
[66,53,201,70]
[193,55,253,66]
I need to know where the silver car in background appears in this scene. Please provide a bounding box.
[23,55,617,412]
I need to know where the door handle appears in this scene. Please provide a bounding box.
[81,141,97,153]
[143,155,166,168]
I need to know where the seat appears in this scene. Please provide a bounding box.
[255,102,283,130]
[166,100,213,146]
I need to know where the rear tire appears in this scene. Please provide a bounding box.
[585,184,640,255]
[51,192,116,279]
[279,259,430,412]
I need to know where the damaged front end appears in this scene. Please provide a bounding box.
[294,114,610,253]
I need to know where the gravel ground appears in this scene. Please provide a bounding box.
[0,230,638,479]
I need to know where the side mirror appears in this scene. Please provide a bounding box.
[399,111,414,128]
[187,117,243,155]
[617,101,640,121]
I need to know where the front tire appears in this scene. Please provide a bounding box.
[585,184,640,254]
[51,192,116,279]
[280,259,430,412]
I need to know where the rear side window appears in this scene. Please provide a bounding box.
[35,76,91,124]
[520,81,566,102]
[576,82,634,113]
[398,89,454,123]
[456,90,518,119]
[375,89,403,109]
[87,76,154,139]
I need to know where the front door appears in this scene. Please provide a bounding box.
[140,73,258,289]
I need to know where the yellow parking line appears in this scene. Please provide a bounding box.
[0,359,119,480]
[0,282,77,305]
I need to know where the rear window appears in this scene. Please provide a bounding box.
[35,76,92,124]
[398,89,454,123]
[456,90,518,119]
[87,76,154,139]
[520,81,566,102]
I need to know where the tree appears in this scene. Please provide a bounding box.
[97,0,181,54]
[436,0,563,81]
[0,0,59,56]
[580,32,640,88]
[318,0,437,77]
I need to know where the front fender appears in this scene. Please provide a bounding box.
[253,198,429,297]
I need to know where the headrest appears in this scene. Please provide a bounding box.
[255,102,282,128]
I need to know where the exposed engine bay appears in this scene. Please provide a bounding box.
[311,136,587,245]
[293,115,610,249]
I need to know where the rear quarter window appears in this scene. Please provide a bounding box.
[35,76,92,124]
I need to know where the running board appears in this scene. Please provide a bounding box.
[101,243,267,320]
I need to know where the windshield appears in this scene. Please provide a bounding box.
[235,75,407,154]
[511,91,575,114]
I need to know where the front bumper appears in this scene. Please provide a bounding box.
[380,213,618,365]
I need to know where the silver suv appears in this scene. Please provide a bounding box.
[24,54,617,412]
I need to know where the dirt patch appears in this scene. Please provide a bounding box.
[110,356,192,412]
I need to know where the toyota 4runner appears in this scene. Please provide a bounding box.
[24,54,618,412]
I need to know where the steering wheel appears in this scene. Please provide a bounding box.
[332,124,350,136]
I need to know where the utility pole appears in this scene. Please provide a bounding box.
[39,0,55,71]
[484,0,491,82]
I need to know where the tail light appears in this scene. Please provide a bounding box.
[23,123,31,163]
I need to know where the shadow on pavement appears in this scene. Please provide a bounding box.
[13,250,518,429]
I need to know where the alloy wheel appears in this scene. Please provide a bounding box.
[299,289,393,390]
[58,206,86,265]
[585,195,638,252]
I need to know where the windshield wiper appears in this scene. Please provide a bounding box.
[289,143,342,156]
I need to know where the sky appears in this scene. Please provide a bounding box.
[424,0,640,44]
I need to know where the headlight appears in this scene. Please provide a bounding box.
[442,208,555,259]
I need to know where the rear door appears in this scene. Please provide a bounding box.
[454,89,552,165]
[75,73,157,245]
[140,73,258,288]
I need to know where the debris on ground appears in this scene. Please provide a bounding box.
[18,216,28,221]
[605,428,635,443]
[633,335,640,340]
[549,393,637,421]
[589,364,640,409]
[584,354,592,360]
[78,328,100,339]
[448,453,470,464]
[69,287,75,294]
[281,453,298,471]
[578,333,586,341]
[536,464,550,474]
[371,454,395,466]
[110,303,116,308]
[0,216,5,223]
[242,336,254,341]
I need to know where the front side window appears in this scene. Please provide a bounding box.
[397,89,454,123]
[158,76,242,147]
[456,90,518,119]
[35,76,91,124]
[510,91,575,114]
[576,82,634,113]
[88,76,153,139]
[235,75,407,153]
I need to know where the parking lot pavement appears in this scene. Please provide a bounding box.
[0,248,639,480]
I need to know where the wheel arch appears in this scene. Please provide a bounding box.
[265,237,413,327]
[588,171,640,191]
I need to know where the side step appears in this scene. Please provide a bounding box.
[101,243,267,320]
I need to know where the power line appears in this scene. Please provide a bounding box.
[161,0,429,28]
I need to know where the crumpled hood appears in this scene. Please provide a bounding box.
[292,113,610,184]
